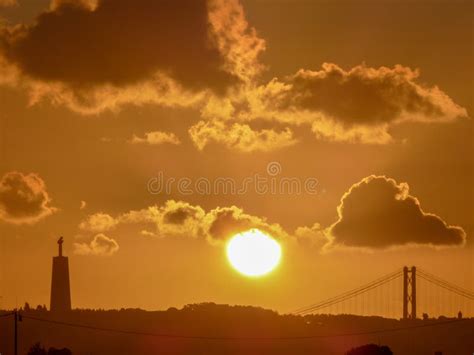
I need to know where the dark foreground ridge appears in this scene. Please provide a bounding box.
[1,303,473,354]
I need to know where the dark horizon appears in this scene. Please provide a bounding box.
[1,303,473,355]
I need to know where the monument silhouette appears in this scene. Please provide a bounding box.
[50,237,71,312]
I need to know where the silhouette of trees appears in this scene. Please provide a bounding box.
[48,348,72,355]
[36,304,48,311]
[27,343,72,355]
[27,343,46,355]
[346,344,393,355]
[7,305,471,355]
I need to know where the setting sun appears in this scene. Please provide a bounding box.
[226,229,282,277]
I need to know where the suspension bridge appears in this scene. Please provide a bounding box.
[293,266,474,319]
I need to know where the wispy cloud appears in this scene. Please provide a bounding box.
[129,131,181,146]
[74,234,119,256]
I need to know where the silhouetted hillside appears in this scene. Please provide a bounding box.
[1,303,472,355]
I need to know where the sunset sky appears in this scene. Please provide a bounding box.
[0,0,472,314]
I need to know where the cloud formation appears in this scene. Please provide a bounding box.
[0,0,265,114]
[0,171,57,224]
[206,206,287,242]
[189,63,467,148]
[294,223,327,249]
[2,0,233,88]
[129,131,181,146]
[0,1,467,149]
[327,175,466,249]
[74,233,119,256]
[208,0,266,83]
[79,212,117,232]
[79,200,287,244]
[189,120,297,152]
[250,63,468,143]
[79,177,467,252]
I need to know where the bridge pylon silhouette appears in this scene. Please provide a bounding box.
[403,266,416,320]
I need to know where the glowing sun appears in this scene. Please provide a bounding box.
[226,229,282,277]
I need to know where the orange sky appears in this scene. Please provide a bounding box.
[0,0,472,316]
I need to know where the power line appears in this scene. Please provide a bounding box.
[20,315,469,340]
[0,311,14,318]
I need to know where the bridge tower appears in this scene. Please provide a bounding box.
[403,266,416,319]
[50,237,71,313]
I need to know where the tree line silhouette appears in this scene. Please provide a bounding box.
[0,303,471,355]
[27,343,71,355]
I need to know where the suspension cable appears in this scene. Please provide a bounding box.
[294,269,403,315]
[418,268,473,296]
[417,274,474,300]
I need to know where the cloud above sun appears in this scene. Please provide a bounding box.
[78,200,288,245]
[0,169,463,250]
[76,175,466,255]
[0,0,468,151]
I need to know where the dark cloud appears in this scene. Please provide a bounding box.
[206,206,286,242]
[282,64,444,125]
[0,0,265,114]
[142,202,286,243]
[1,0,235,92]
[255,63,467,143]
[0,171,57,224]
[0,1,465,149]
[328,175,466,248]
[163,204,204,225]
[207,207,257,240]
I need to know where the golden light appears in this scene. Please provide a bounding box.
[226,229,282,277]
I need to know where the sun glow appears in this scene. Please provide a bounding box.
[226,229,282,277]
